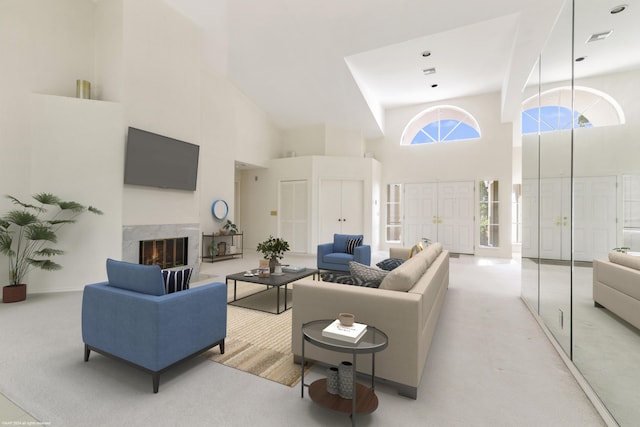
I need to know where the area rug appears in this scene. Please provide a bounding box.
[206,304,312,387]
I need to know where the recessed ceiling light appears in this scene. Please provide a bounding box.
[610,4,628,14]
[586,30,613,43]
[431,84,438,88]
[575,56,587,62]
[423,67,436,75]
[421,50,431,57]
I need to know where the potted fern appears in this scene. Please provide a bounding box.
[256,235,290,272]
[0,193,102,303]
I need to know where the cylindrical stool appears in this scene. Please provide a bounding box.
[338,361,354,399]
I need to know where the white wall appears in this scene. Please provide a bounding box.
[0,0,283,292]
[369,92,513,257]
[28,95,124,291]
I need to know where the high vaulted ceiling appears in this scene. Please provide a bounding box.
[164,0,637,139]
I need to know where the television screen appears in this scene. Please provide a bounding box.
[124,127,199,191]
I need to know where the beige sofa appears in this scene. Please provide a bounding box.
[292,243,449,399]
[593,252,640,330]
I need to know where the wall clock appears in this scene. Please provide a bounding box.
[211,199,228,220]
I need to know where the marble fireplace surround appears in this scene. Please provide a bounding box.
[123,223,200,279]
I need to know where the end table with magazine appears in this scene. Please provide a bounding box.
[300,319,388,426]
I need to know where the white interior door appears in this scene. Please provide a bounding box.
[279,180,308,253]
[573,176,617,261]
[438,181,475,254]
[340,180,364,235]
[404,183,438,245]
[403,181,474,253]
[521,179,539,258]
[539,178,564,260]
[319,179,364,244]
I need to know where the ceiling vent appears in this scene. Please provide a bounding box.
[586,30,613,43]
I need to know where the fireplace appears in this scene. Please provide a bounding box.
[139,237,188,269]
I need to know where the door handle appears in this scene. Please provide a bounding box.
[438,216,443,224]
[433,216,437,224]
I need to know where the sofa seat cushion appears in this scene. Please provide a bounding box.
[162,267,193,294]
[323,252,354,266]
[106,258,166,296]
[609,251,640,271]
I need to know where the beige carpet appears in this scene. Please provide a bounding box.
[206,304,312,387]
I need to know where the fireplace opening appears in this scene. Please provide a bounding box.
[139,237,188,269]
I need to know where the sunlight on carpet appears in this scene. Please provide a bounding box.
[206,305,312,387]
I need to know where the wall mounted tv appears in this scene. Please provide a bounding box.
[124,127,199,191]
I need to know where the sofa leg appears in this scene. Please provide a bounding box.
[219,339,225,355]
[152,373,160,393]
[84,344,91,362]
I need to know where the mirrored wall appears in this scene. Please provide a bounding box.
[521,1,640,425]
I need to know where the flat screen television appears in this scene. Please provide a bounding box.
[124,127,199,191]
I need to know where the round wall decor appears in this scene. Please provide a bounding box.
[211,199,229,220]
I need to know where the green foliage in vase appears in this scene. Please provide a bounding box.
[0,193,102,285]
[256,235,290,260]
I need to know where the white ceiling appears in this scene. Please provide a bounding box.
[165,0,638,139]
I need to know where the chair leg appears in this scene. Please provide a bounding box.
[84,344,91,362]
[219,339,225,355]
[152,373,160,393]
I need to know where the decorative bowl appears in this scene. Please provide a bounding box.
[338,312,355,326]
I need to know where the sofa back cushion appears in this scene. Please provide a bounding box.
[106,258,166,296]
[333,234,364,254]
[608,251,640,271]
[379,242,443,292]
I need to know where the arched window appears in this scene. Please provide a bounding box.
[522,86,624,134]
[401,105,481,145]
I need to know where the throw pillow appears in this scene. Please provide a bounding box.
[349,261,388,288]
[376,258,404,271]
[162,267,193,294]
[345,237,363,254]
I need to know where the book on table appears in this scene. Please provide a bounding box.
[282,265,306,273]
[322,319,367,343]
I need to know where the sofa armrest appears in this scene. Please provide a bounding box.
[317,242,334,263]
[353,245,371,266]
[82,281,227,371]
[292,280,421,387]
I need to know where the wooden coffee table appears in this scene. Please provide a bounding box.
[225,268,317,314]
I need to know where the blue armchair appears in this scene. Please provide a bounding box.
[82,259,227,393]
[317,233,371,272]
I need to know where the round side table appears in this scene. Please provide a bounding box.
[301,319,388,426]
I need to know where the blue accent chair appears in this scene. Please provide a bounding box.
[317,233,371,272]
[82,259,227,393]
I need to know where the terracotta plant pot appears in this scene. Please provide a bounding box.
[3,284,27,303]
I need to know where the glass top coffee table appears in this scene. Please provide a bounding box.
[225,268,317,314]
[301,319,388,426]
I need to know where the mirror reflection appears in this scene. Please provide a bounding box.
[522,0,640,425]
